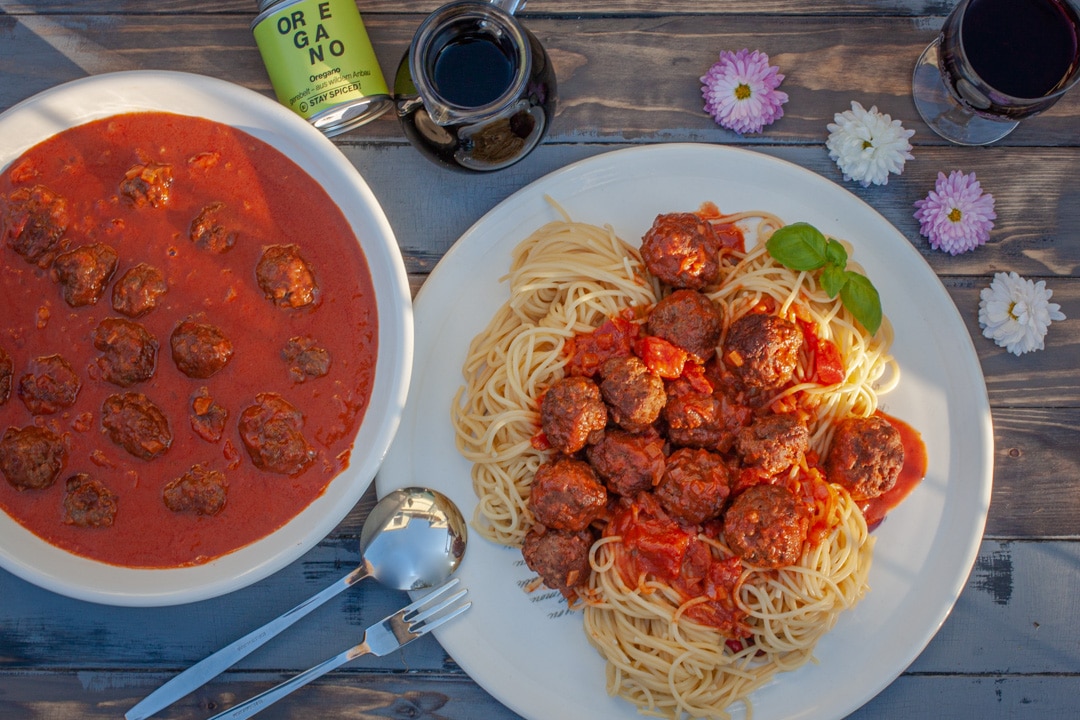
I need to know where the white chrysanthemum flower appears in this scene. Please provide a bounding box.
[978,272,1066,356]
[826,101,914,187]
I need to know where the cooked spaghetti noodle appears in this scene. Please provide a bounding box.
[452,202,894,718]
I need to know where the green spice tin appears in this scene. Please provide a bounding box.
[252,0,392,136]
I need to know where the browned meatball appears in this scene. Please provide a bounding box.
[662,377,752,452]
[521,526,595,597]
[2,184,68,267]
[52,243,118,307]
[724,484,808,568]
[640,213,723,290]
[190,202,237,253]
[586,428,666,497]
[825,416,904,500]
[723,313,803,391]
[539,375,607,454]
[529,457,607,532]
[93,318,158,387]
[599,356,665,433]
[171,318,233,379]
[163,464,228,515]
[256,244,319,308]
[655,447,731,525]
[18,354,81,415]
[0,345,12,405]
[120,161,173,208]
[102,392,172,460]
[0,425,66,490]
[282,336,331,382]
[190,386,227,443]
[112,263,167,317]
[646,289,723,361]
[62,474,118,528]
[238,392,316,475]
[735,413,809,476]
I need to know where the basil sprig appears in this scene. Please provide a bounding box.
[765,222,883,335]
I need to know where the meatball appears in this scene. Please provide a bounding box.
[0,425,66,490]
[101,392,172,460]
[2,184,68,267]
[256,244,319,308]
[190,386,228,443]
[238,392,316,475]
[163,464,228,516]
[586,428,666,497]
[0,345,12,405]
[599,356,665,433]
[724,484,808,568]
[662,377,752,452]
[93,318,158,387]
[825,415,905,500]
[52,243,118,307]
[112,263,167,317]
[540,376,607,454]
[120,161,173,208]
[735,413,809,476]
[646,289,723,361]
[723,312,803,391]
[640,212,723,290]
[190,202,237,253]
[654,447,731,525]
[521,526,595,597]
[18,354,81,415]
[529,457,607,532]
[62,474,119,528]
[282,336,331,382]
[170,318,233,379]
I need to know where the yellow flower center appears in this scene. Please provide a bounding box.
[948,207,963,223]
[862,140,873,149]
[735,83,752,100]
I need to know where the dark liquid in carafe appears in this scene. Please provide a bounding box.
[433,35,516,107]
[959,0,1079,98]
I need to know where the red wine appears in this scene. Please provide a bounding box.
[433,35,516,108]
[960,0,1079,98]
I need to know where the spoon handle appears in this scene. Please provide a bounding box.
[124,563,371,720]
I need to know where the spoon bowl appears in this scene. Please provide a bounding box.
[362,487,468,590]
[125,486,467,720]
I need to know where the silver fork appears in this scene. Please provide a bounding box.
[207,578,470,720]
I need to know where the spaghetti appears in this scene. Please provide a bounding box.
[452,202,896,718]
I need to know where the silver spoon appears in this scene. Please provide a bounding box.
[125,486,468,720]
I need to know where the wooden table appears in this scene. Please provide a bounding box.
[1,1,1077,718]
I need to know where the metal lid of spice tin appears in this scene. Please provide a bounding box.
[253,0,392,137]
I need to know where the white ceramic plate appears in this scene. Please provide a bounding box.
[0,71,413,606]
[377,144,993,719]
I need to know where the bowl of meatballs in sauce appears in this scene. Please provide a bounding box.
[0,71,412,606]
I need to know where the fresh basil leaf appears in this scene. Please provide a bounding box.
[766,222,829,271]
[820,263,848,298]
[839,271,883,335]
[825,238,848,268]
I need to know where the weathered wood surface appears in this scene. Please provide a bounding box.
[1,0,1078,718]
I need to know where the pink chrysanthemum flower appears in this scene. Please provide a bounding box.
[700,49,788,134]
[913,170,997,255]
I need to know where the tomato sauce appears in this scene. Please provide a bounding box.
[0,112,377,568]
[861,413,928,528]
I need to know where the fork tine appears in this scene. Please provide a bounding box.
[405,586,469,627]
[398,577,460,618]
[408,594,471,636]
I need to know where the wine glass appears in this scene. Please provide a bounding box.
[912,0,1080,146]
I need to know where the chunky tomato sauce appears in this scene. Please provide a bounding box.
[0,112,377,567]
[861,413,928,528]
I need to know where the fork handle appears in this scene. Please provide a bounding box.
[125,564,371,720]
[208,642,372,720]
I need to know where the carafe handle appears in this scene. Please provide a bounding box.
[491,0,525,14]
